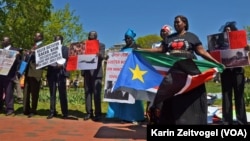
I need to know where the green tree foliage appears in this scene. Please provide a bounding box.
[136,34,161,48]
[244,66,250,79]
[245,26,250,41]
[0,0,8,32]
[43,3,87,46]
[0,0,52,49]
[42,4,87,81]
[0,1,86,80]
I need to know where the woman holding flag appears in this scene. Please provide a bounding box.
[106,29,145,124]
[142,15,223,125]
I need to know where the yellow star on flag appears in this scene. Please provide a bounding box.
[129,64,147,83]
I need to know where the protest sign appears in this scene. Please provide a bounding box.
[103,52,135,104]
[66,40,99,71]
[0,49,18,75]
[207,30,249,68]
[35,40,62,69]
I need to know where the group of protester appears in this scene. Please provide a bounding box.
[0,14,248,125]
[106,15,248,125]
[0,30,105,122]
[0,33,69,119]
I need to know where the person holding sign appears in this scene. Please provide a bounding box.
[81,31,106,121]
[220,22,248,125]
[23,32,44,118]
[0,36,21,116]
[46,35,69,119]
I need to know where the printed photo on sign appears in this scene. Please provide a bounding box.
[103,81,129,101]
[69,41,85,56]
[77,54,98,70]
[103,52,135,104]
[221,49,250,68]
[35,40,63,69]
[207,32,229,51]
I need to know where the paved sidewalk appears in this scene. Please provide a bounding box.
[0,116,147,141]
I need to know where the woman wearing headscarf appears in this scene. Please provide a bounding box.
[106,29,145,124]
[120,28,139,52]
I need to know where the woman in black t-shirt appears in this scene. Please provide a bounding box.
[159,15,221,125]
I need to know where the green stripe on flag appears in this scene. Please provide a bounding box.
[135,50,224,73]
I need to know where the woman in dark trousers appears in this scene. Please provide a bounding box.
[220,22,248,125]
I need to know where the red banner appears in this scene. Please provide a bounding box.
[85,40,99,54]
[66,56,78,71]
[228,30,247,49]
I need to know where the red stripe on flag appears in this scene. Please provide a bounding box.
[176,68,217,95]
[158,70,167,76]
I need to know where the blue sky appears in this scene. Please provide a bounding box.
[53,0,250,49]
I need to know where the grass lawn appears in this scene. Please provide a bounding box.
[1,80,250,117]
[205,81,250,112]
